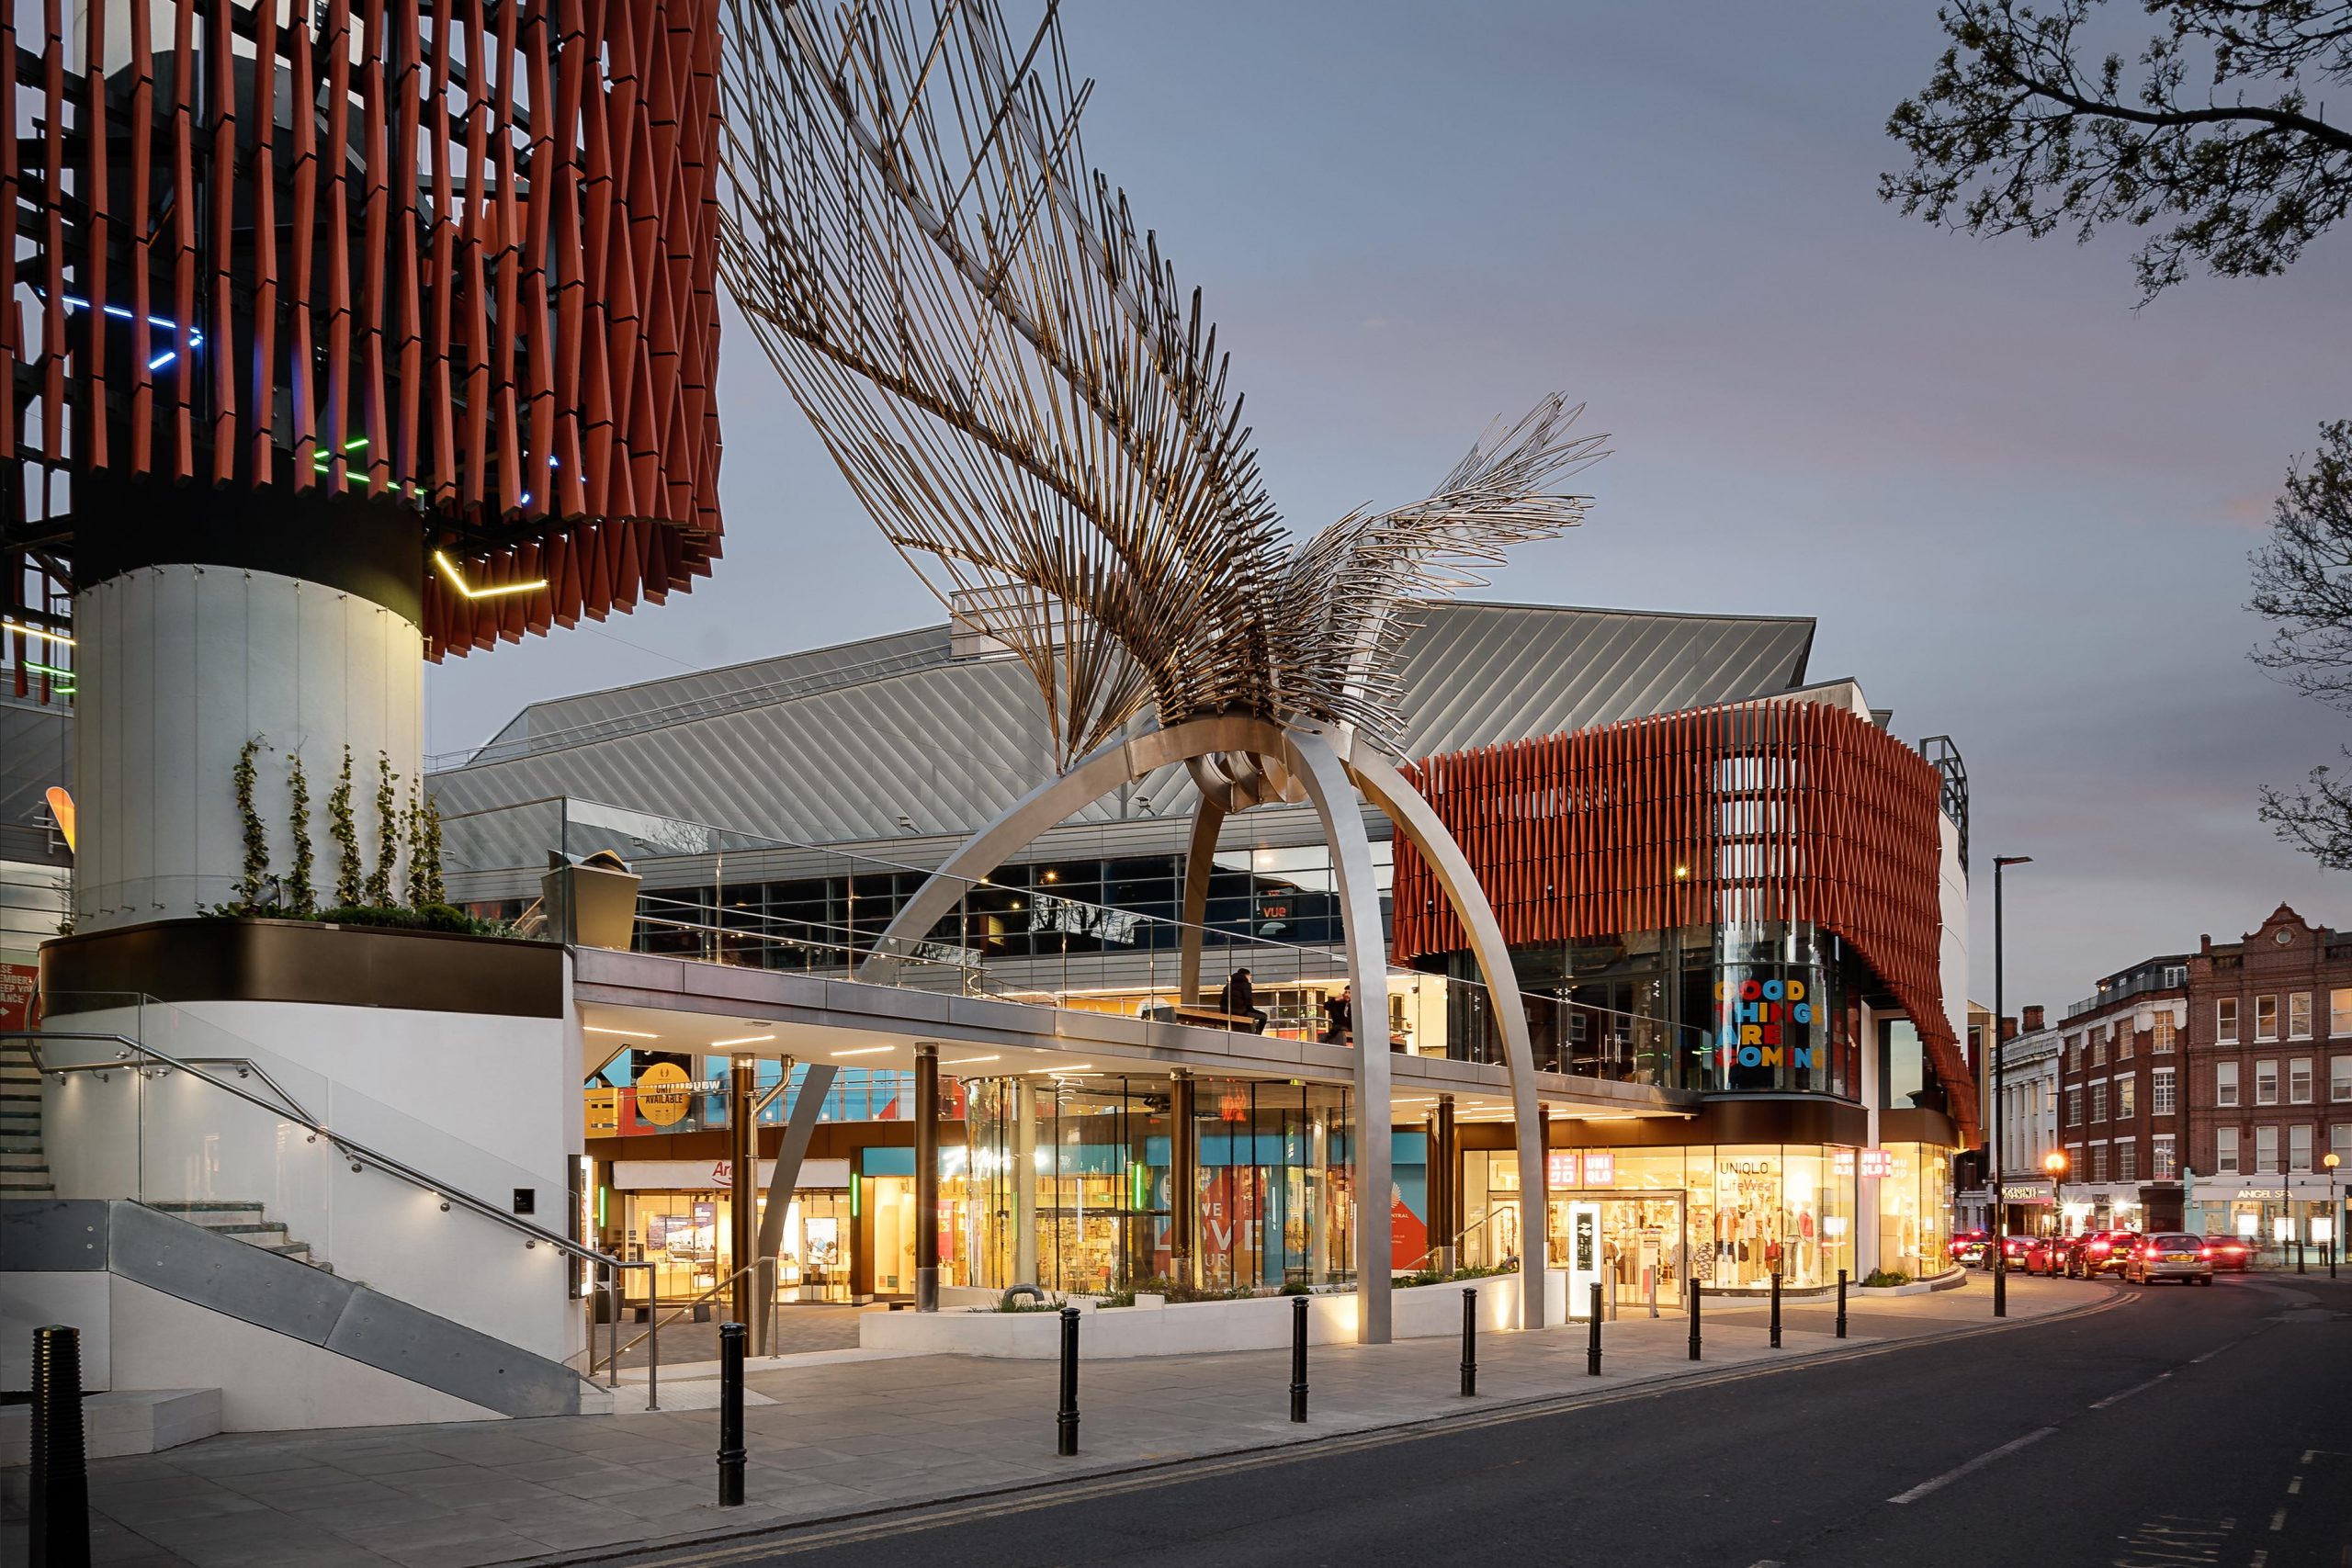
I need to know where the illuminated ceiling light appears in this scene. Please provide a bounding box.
[708,1032,775,1047]
[584,1025,654,1038]
[830,1045,894,1058]
[433,549,547,601]
[2,621,73,647]
[1029,1063,1091,1074]
[944,1055,1001,1066]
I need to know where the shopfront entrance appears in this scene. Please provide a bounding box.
[1550,1190,1689,1309]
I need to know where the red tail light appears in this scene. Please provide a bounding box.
[2200,1246,2212,1258]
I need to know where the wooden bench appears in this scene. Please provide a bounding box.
[1170,1005,1264,1032]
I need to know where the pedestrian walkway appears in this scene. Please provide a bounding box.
[1,1274,2108,1568]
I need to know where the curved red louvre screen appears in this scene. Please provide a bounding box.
[1391,699,1975,1142]
[2,0,722,656]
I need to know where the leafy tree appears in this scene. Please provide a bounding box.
[2252,422,2352,866]
[1887,3,2352,865]
[1883,0,2352,300]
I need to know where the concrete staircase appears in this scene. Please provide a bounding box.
[0,1039,53,1196]
[144,1201,339,1274]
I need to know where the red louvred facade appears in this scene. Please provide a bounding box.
[3,0,722,659]
[1390,698,1975,1144]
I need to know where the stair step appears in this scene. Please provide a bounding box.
[148,1201,266,1213]
[209,1223,292,1239]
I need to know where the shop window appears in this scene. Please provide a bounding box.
[2256,1060,2279,1107]
[2215,1128,2240,1175]
[2290,1124,2314,1173]
[2154,1012,2176,1055]
[2256,995,2279,1043]
[2152,1135,2177,1180]
[2116,1074,2136,1119]
[2218,998,2240,1045]
[2152,1068,2176,1117]
[2333,988,2352,1037]
[2290,1058,2314,1104]
[2291,992,2313,1040]
[2335,1055,2352,1103]
[2116,1142,2137,1182]
[2217,1061,2240,1108]
[2255,1125,2279,1172]
[2090,1081,2108,1122]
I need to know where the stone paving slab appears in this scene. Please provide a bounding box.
[0,1273,2108,1568]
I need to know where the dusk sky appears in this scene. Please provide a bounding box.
[424,1,2352,1018]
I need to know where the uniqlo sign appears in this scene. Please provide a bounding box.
[1859,1149,1894,1179]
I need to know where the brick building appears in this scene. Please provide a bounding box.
[2054,955,2190,1234]
[2184,905,2352,1253]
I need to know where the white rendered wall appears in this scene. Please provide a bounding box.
[1938,815,1971,1086]
[41,988,586,1363]
[73,564,424,930]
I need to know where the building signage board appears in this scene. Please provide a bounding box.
[613,1158,853,1191]
[1566,1201,1604,1314]
[1859,1149,1894,1179]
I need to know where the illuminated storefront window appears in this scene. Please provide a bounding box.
[1876,1142,1953,1278]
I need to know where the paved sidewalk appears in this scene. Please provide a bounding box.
[1,1274,2107,1568]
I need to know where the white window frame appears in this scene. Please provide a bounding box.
[2216,1061,2240,1108]
[2290,1057,2313,1105]
[2152,1134,2177,1180]
[2154,1012,2176,1055]
[2334,1055,2352,1103]
[2117,1073,2136,1119]
[2065,1086,2083,1127]
[2333,987,2352,1037]
[2116,1141,2137,1182]
[2090,1079,2109,1123]
[2256,1059,2280,1107]
[2152,1067,2177,1117]
[2290,992,2313,1040]
[2215,1127,2240,1175]
[2289,1124,2314,1174]
[2256,1124,2279,1172]
[2333,1123,2352,1165]
[2257,995,2279,1043]
[2218,998,2239,1045]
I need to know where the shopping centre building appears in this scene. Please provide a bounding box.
[430,598,1977,1307]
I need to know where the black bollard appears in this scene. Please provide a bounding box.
[716,1322,746,1506]
[1688,1276,1702,1361]
[1460,1288,1477,1397]
[1770,1271,1782,1349]
[31,1324,92,1568]
[1289,1294,1308,1423]
[1836,1269,1849,1339]
[1057,1307,1081,1456]
[1587,1283,1602,1376]
[2297,1237,2307,1276]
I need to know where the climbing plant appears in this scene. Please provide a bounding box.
[233,737,270,907]
[366,752,399,906]
[329,746,363,906]
[286,749,317,916]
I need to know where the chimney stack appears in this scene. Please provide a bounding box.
[2001,1017,2019,1043]
[2022,1005,2045,1032]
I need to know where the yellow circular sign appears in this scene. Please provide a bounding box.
[636,1061,693,1127]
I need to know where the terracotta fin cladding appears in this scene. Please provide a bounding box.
[6,0,724,654]
[1391,700,1976,1144]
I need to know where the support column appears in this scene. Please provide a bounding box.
[1013,1077,1040,1286]
[1309,1100,1332,1283]
[729,1055,757,1328]
[1434,1095,1457,1272]
[1170,1071,1196,1288]
[915,1044,940,1311]
[1533,1102,1552,1276]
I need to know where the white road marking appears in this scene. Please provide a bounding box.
[2270,1508,2287,1532]
[2288,1476,2302,1495]
[1888,1427,2058,1505]
[2092,1371,2174,1409]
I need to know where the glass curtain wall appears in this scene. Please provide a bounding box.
[1876,1142,1954,1278]
[960,1074,1357,1295]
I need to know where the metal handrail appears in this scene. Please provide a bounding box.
[1403,1204,1512,1275]
[591,1256,780,1374]
[8,1026,668,1411]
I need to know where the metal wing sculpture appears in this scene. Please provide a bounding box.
[717,0,1603,767]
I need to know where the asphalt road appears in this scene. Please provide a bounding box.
[605,1273,2352,1568]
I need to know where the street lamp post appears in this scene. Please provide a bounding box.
[2044,1150,2068,1246]
[2327,1151,2343,1280]
[1991,854,2033,1319]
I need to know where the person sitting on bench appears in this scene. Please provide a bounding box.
[1219,967,1270,1034]
[1320,987,1352,1044]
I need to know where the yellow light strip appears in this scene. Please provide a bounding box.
[2,620,74,647]
[433,549,547,601]
[709,1032,775,1047]
[830,1045,895,1058]
[584,1025,655,1038]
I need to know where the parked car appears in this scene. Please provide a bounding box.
[1978,1234,2034,1270]
[1950,1229,1990,1266]
[2019,1235,2064,1276]
[2122,1233,2216,1286]
[2065,1230,2141,1278]
[2205,1235,2254,1272]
